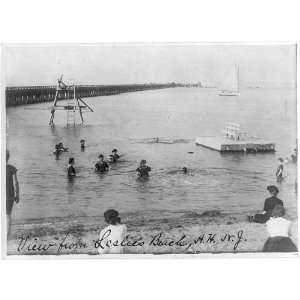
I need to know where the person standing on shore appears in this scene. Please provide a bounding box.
[6,150,19,237]
[263,205,297,252]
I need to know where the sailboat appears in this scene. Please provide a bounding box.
[218,64,240,96]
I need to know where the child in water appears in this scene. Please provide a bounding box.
[95,154,109,173]
[98,209,127,254]
[263,205,297,252]
[276,157,284,182]
[67,157,76,177]
[136,159,151,178]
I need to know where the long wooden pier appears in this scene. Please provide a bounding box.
[5,83,180,107]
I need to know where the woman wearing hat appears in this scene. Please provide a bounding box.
[249,185,283,223]
[263,205,297,252]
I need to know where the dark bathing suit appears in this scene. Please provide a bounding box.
[67,165,76,177]
[136,166,151,177]
[111,154,120,162]
[253,196,283,223]
[6,164,17,215]
[95,161,109,172]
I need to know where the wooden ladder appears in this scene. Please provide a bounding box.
[66,86,76,127]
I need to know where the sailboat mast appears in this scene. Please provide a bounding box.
[237,64,239,93]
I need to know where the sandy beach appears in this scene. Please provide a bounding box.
[7,208,298,255]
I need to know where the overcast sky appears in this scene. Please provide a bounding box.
[3,44,296,87]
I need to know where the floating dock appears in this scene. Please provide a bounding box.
[195,136,275,152]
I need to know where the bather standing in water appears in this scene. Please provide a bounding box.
[80,139,85,151]
[136,159,151,178]
[109,149,120,163]
[95,154,109,173]
[276,158,284,182]
[67,157,76,177]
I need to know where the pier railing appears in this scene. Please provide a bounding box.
[5,83,181,107]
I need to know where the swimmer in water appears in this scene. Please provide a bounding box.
[167,167,188,175]
[95,154,109,173]
[58,142,68,152]
[109,149,120,163]
[67,157,76,177]
[80,139,85,151]
[53,144,62,155]
[136,159,151,178]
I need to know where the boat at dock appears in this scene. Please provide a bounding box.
[195,123,275,152]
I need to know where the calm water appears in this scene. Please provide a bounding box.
[6,87,297,224]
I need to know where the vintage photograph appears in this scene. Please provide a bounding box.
[2,43,298,256]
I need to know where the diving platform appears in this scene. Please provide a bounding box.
[195,123,275,152]
[195,136,275,152]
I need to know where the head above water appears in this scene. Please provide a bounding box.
[271,204,285,218]
[182,167,188,173]
[69,157,74,165]
[267,185,279,196]
[104,209,121,225]
[112,149,118,153]
[278,157,284,163]
[98,154,104,159]
[140,159,147,166]
[80,139,85,144]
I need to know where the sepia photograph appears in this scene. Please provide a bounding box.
[2,43,298,257]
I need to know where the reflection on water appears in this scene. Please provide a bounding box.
[6,87,297,224]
